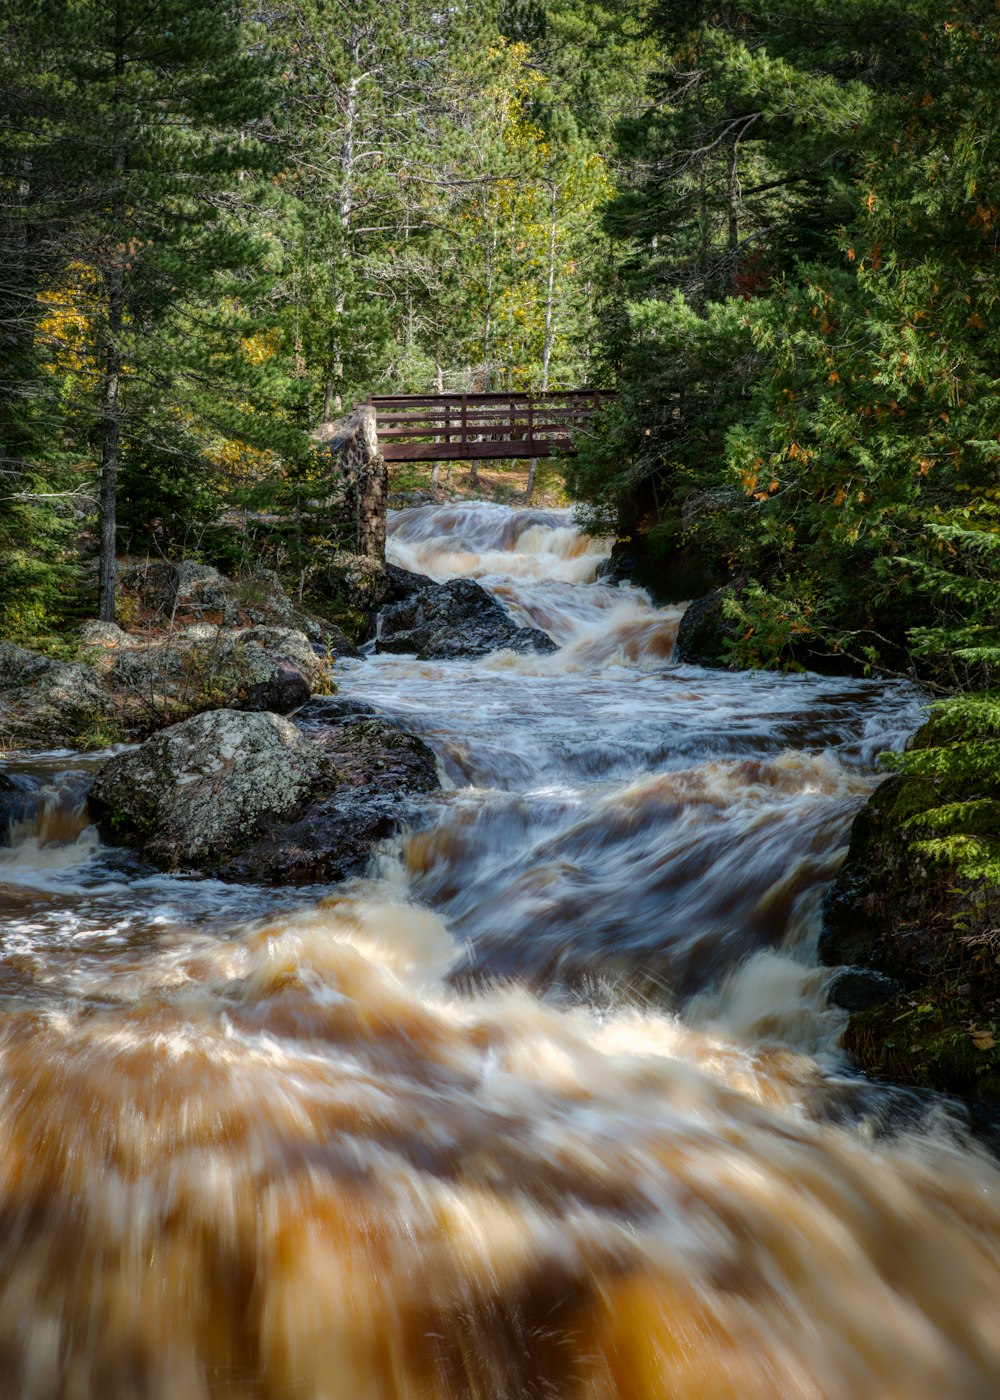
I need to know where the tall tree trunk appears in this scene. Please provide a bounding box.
[98,13,126,623]
[97,281,123,621]
[540,181,559,393]
[324,41,359,420]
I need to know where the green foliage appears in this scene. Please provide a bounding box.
[886,693,1000,885]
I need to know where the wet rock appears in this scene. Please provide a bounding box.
[385,564,438,602]
[826,967,902,1012]
[674,588,740,668]
[88,703,439,882]
[0,772,38,844]
[296,695,380,721]
[88,709,331,868]
[818,773,935,974]
[376,576,556,659]
[0,642,118,750]
[807,1069,1000,1158]
[220,710,439,883]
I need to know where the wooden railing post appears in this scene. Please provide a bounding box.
[461,394,467,451]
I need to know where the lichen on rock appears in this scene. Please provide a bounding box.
[0,641,119,749]
[86,699,440,883]
[103,624,329,718]
[88,708,331,868]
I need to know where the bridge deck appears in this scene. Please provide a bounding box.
[366,391,613,462]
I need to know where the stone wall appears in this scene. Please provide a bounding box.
[312,405,388,560]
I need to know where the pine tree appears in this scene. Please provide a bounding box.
[7,0,282,621]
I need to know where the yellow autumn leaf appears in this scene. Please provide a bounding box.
[971,1030,995,1051]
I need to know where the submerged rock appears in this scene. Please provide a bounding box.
[88,701,439,882]
[376,575,556,659]
[0,642,118,749]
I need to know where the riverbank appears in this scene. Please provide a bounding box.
[820,725,1000,1112]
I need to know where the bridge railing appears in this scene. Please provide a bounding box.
[364,391,615,462]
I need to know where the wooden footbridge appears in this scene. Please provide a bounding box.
[364,391,614,462]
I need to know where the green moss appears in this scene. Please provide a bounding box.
[846,983,1000,1102]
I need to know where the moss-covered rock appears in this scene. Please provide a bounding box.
[307,553,390,635]
[820,716,1000,1104]
[844,988,1000,1104]
[818,771,947,975]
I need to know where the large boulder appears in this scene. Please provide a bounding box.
[102,624,330,718]
[87,700,440,882]
[376,576,556,659]
[218,698,440,883]
[116,560,359,656]
[308,552,391,628]
[88,709,331,868]
[0,642,118,749]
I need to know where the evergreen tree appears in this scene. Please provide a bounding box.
[0,2,86,638]
[5,0,283,621]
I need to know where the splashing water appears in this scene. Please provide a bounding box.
[2,502,1000,1400]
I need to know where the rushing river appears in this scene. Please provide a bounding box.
[2,502,1000,1399]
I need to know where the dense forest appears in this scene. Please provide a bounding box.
[3,0,1000,882]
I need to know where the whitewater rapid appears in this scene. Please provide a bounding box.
[0,502,998,1400]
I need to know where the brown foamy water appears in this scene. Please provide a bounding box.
[2,503,996,1400]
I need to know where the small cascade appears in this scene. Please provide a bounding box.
[1,775,103,886]
[6,787,90,849]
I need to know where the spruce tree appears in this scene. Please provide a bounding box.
[9,0,280,621]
